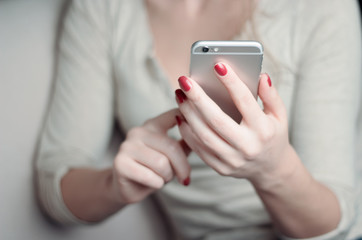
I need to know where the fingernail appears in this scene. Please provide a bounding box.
[183,177,190,186]
[175,89,187,103]
[267,74,272,87]
[175,116,182,126]
[214,63,227,76]
[178,76,192,92]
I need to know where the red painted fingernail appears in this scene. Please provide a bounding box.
[175,116,182,126]
[183,177,190,186]
[214,63,227,76]
[175,89,187,103]
[178,76,192,92]
[267,74,272,87]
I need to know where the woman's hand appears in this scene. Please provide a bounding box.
[174,63,342,238]
[174,62,293,188]
[111,109,191,205]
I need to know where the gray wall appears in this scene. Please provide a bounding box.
[0,1,168,239]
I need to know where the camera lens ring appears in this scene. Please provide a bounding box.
[202,46,209,53]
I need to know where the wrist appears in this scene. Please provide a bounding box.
[248,146,341,237]
[61,168,124,222]
[250,144,303,193]
[101,168,126,208]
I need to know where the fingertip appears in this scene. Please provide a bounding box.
[183,176,191,186]
[178,76,192,92]
[177,169,191,186]
[257,73,273,110]
[145,108,184,132]
[180,162,192,187]
[266,73,272,87]
[258,73,272,94]
[258,73,286,118]
[259,73,269,84]
[180,159,192,186]
[214,62,228,76]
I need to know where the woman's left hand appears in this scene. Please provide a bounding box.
[175,62,294,187]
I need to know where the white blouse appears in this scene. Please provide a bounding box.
[36,0,362,239]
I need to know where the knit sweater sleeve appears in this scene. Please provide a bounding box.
[35,0,114,225]
[281,0,361,239]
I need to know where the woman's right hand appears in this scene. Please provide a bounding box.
[110,109,191,205]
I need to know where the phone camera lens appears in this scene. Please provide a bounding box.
[202,47,209,53]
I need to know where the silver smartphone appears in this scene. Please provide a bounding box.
[190,40,263,122]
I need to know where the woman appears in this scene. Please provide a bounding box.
[36,0,362,239]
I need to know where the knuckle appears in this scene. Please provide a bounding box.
[113,153,127,171]
[141,171,162,189]
[127,127,144,139]
[258,122,276,142]
[119,141,133,153]
[143,118,153,127]
[154,155,169,171]
[243,144,261,160]
[191,92,202,103]
[151,155,175,183]
[228,159,244,170]
[216,166,232,176]
[165,172,174,183]
[209,115,225,130]
[198,131,213,148]
[238,93,253,106]
[224,76,237,87]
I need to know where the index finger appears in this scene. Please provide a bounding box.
[214,62,265,127]
[143,108,181,133]
[142,130,191,185]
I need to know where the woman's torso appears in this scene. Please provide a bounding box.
[107,0,361,239]
[110,1,295,239]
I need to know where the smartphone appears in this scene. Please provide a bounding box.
[189,40,263,122]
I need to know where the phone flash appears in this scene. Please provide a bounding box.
[213,48,219,52]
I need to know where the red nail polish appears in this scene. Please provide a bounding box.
[214,63,227,76]
[178,76,192,92]
[175,116,182,126]
[175,89,187,103]
[183,177,190,186]
[267,74,272,87]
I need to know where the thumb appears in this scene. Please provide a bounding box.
[258,74,287,121]
[143,108,181,133]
